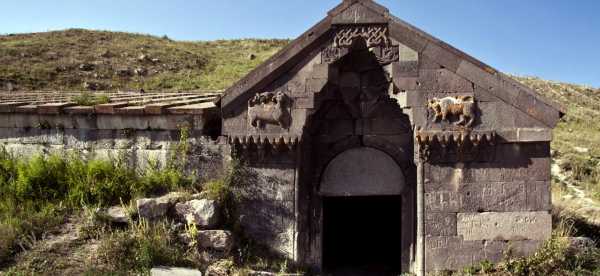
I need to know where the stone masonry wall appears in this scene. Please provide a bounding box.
[423,142,552,271]
[0,126,226,183]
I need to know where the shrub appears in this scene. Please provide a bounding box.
[501,235,600,275]
[97,220,190,273]
[135,164,190,197]
[15,155,68,202]
[66,157,137,206]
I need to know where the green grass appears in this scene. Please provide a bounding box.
[0,148,194,267]
[72,91,110,106]
[0,29,288,91]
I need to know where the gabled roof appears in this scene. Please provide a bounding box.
[219,0,564,128]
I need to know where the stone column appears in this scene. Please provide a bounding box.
[414,143,425,276]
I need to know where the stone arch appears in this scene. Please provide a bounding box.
[320,147,405,196]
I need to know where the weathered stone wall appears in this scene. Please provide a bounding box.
[423,142,552,271]
[0,113,225,182]
[236,154,297,259]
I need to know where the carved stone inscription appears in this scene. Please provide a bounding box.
[248,91,291,129]
[457,212,552,241]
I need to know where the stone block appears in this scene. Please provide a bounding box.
[417,69,474,92]
[306,78,328,93]
[294,97,314,109]
[389,20,428,52]
[460,182,527,212]
[393,77,419,91]
[483,240,542,262]
[419,54,442,70]
[457,212,552,241]
[425,236,485,271]
[516,128,553,142]
[425,212,457,236]
[422,42,461,72]
[310,63,329,79]
[331,2,388,24]
[425,191,461,212]
[72,115,98,129]
[526,181,551,211]
[150,267,202,276]
[474,85,498,102]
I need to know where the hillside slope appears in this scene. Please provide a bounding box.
[1,29,599,206]
[0,29,288,91]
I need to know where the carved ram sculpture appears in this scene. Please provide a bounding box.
[248,91,290,129]
[427,95,476,127]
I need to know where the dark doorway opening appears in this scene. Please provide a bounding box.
[323,196,402,276]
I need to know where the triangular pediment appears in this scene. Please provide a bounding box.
[219,0,563,128]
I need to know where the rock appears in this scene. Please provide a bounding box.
[79,63,95,71]
[102,206,129,223]
[99,50,112,58]
[196,230,233,252]
[205,260,233,276]
[151,267,202,276]
[134,67,148,76]
[151,58,160,63]
[246,271,302,276]
[566,237,595,251]
[178,232,195,247]
[83,81,103,91]
[137,192,187,219]
[175,199,220,228]
[138,54,149,62]
[4,81,16,91]
[45,51,58,60]
[116,67,133,77]
[574,147,589,154]
[248,53,257,60]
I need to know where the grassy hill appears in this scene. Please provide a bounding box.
[0,29,599,274]
[0,29,289,92]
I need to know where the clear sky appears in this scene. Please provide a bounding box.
[1,0,599,87]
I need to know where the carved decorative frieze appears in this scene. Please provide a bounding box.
[229,135,299,160]
[374,45,400,65]
[324,24,399,65]
[333,25,390,48]
[416,129,496,163]
[427,96,476,128]
[248,91,291,129]
[322,45,348,64]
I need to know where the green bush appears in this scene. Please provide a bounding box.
[136,163,190,197]
[97,220,190,273]
[15,155,68,202]
[66,157,137,206]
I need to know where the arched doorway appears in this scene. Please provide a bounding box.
[299,41,416,274]
[320,147,406,275]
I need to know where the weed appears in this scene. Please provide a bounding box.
[72,91,110,106]
[97,219,191,273]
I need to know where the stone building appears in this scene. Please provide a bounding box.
[0,0,563,274]
[219,0,563,274]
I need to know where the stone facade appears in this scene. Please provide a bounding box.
[219,0,562,274]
